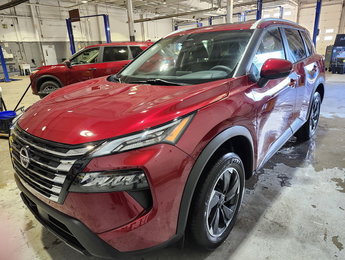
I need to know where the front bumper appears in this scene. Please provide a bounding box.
[15,143,194,256]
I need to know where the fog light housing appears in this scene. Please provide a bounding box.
[69,169,149,193]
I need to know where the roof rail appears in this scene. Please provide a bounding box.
[250,18,300,29]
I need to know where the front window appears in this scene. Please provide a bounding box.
[251,28,286,79]
[70,48,100,65]
[116,30,253,85]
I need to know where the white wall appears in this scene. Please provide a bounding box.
[299,3,343,54]
[0,0,173,43]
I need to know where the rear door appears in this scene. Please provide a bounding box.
[250,27,297,167]
[281,28,309,125]
[299,30,320,121]
[94,46,131,77]
[130,46,145,59]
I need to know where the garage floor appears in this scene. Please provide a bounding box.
[0,75,344,260]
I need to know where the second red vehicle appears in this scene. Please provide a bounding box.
[30,41,153,98]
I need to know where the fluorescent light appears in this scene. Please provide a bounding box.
[324,36,333,41]
[81,0,88,3]
[325,28,334,33]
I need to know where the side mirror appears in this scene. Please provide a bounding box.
[63,60,72,68]
[258,58,292,86]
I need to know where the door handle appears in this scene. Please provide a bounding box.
[289,78,297,88]
[88,68,97,71]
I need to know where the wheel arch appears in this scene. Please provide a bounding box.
[36,75,63,91]
[176,125,254,235]
[306,79,325,120]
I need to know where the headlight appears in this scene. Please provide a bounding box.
[91,113,194,157]
[69,169,149,192]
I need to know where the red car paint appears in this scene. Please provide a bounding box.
[30,41,153,95]
[11,19,325,256]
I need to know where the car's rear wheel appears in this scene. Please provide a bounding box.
[295,92,321,141]
[39,81,60,98]
[189,153,245,249]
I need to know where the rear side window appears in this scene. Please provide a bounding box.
[301,31,314,56]
[130,46,144,58]
[103,46,129,62]
[251,28,286,79]
[284,28,307,62]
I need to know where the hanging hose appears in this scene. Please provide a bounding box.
[14,83,31,111]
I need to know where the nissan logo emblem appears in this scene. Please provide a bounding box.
[20,146,30,168]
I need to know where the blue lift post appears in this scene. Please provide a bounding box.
[256,0,263,20]
[0,46,10,82]
[66,14,111,55]
[0,46,20,82]
[313,0,322,45]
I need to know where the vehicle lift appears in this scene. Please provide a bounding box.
[66,14,111,55]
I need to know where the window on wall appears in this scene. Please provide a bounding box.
[251,28,286,79]
[103,46,129,62]
[284,28,307,62]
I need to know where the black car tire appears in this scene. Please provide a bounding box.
[189,152,245,249]
[295,92,321,142]
[39,81,60,98]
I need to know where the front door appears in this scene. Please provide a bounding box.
[250,27,297,168]
[65,47,101,85]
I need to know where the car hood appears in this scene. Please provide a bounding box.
[18,76,231,144]
[37,64,64,70]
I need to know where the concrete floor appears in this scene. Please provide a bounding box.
[0,75,344,260]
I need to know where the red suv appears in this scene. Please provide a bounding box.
[30,42,153,98]
[10,19,325,258]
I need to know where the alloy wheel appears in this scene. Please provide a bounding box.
[206,167,240,238]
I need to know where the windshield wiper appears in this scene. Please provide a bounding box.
[128,78,186,86]
[108,74,124,83]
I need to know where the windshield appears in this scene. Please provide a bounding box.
[116,30,253,85]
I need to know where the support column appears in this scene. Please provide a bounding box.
[126,0,135,41]
[29,2,45,65]
[338,0,345,34]
[256,0,263,20]
[103,15,111,43]
[140,14,145,41]
[312,0,322,45]
[226,0,233,23]
[279,6,284,19]
[296,0,301,24]
[66,19,76,54]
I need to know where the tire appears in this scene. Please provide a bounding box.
[295,92,321,142]
[39,81,60,98]
[189,152,245,249]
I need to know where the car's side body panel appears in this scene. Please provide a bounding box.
[30,42,153,95]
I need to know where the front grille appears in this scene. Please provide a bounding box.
[10,126,95,203]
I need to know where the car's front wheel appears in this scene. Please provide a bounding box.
[295,92,321,141]
[189,153,245,249]
[39,81,60,98]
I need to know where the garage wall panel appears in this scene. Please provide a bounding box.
[299,3,342,54]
